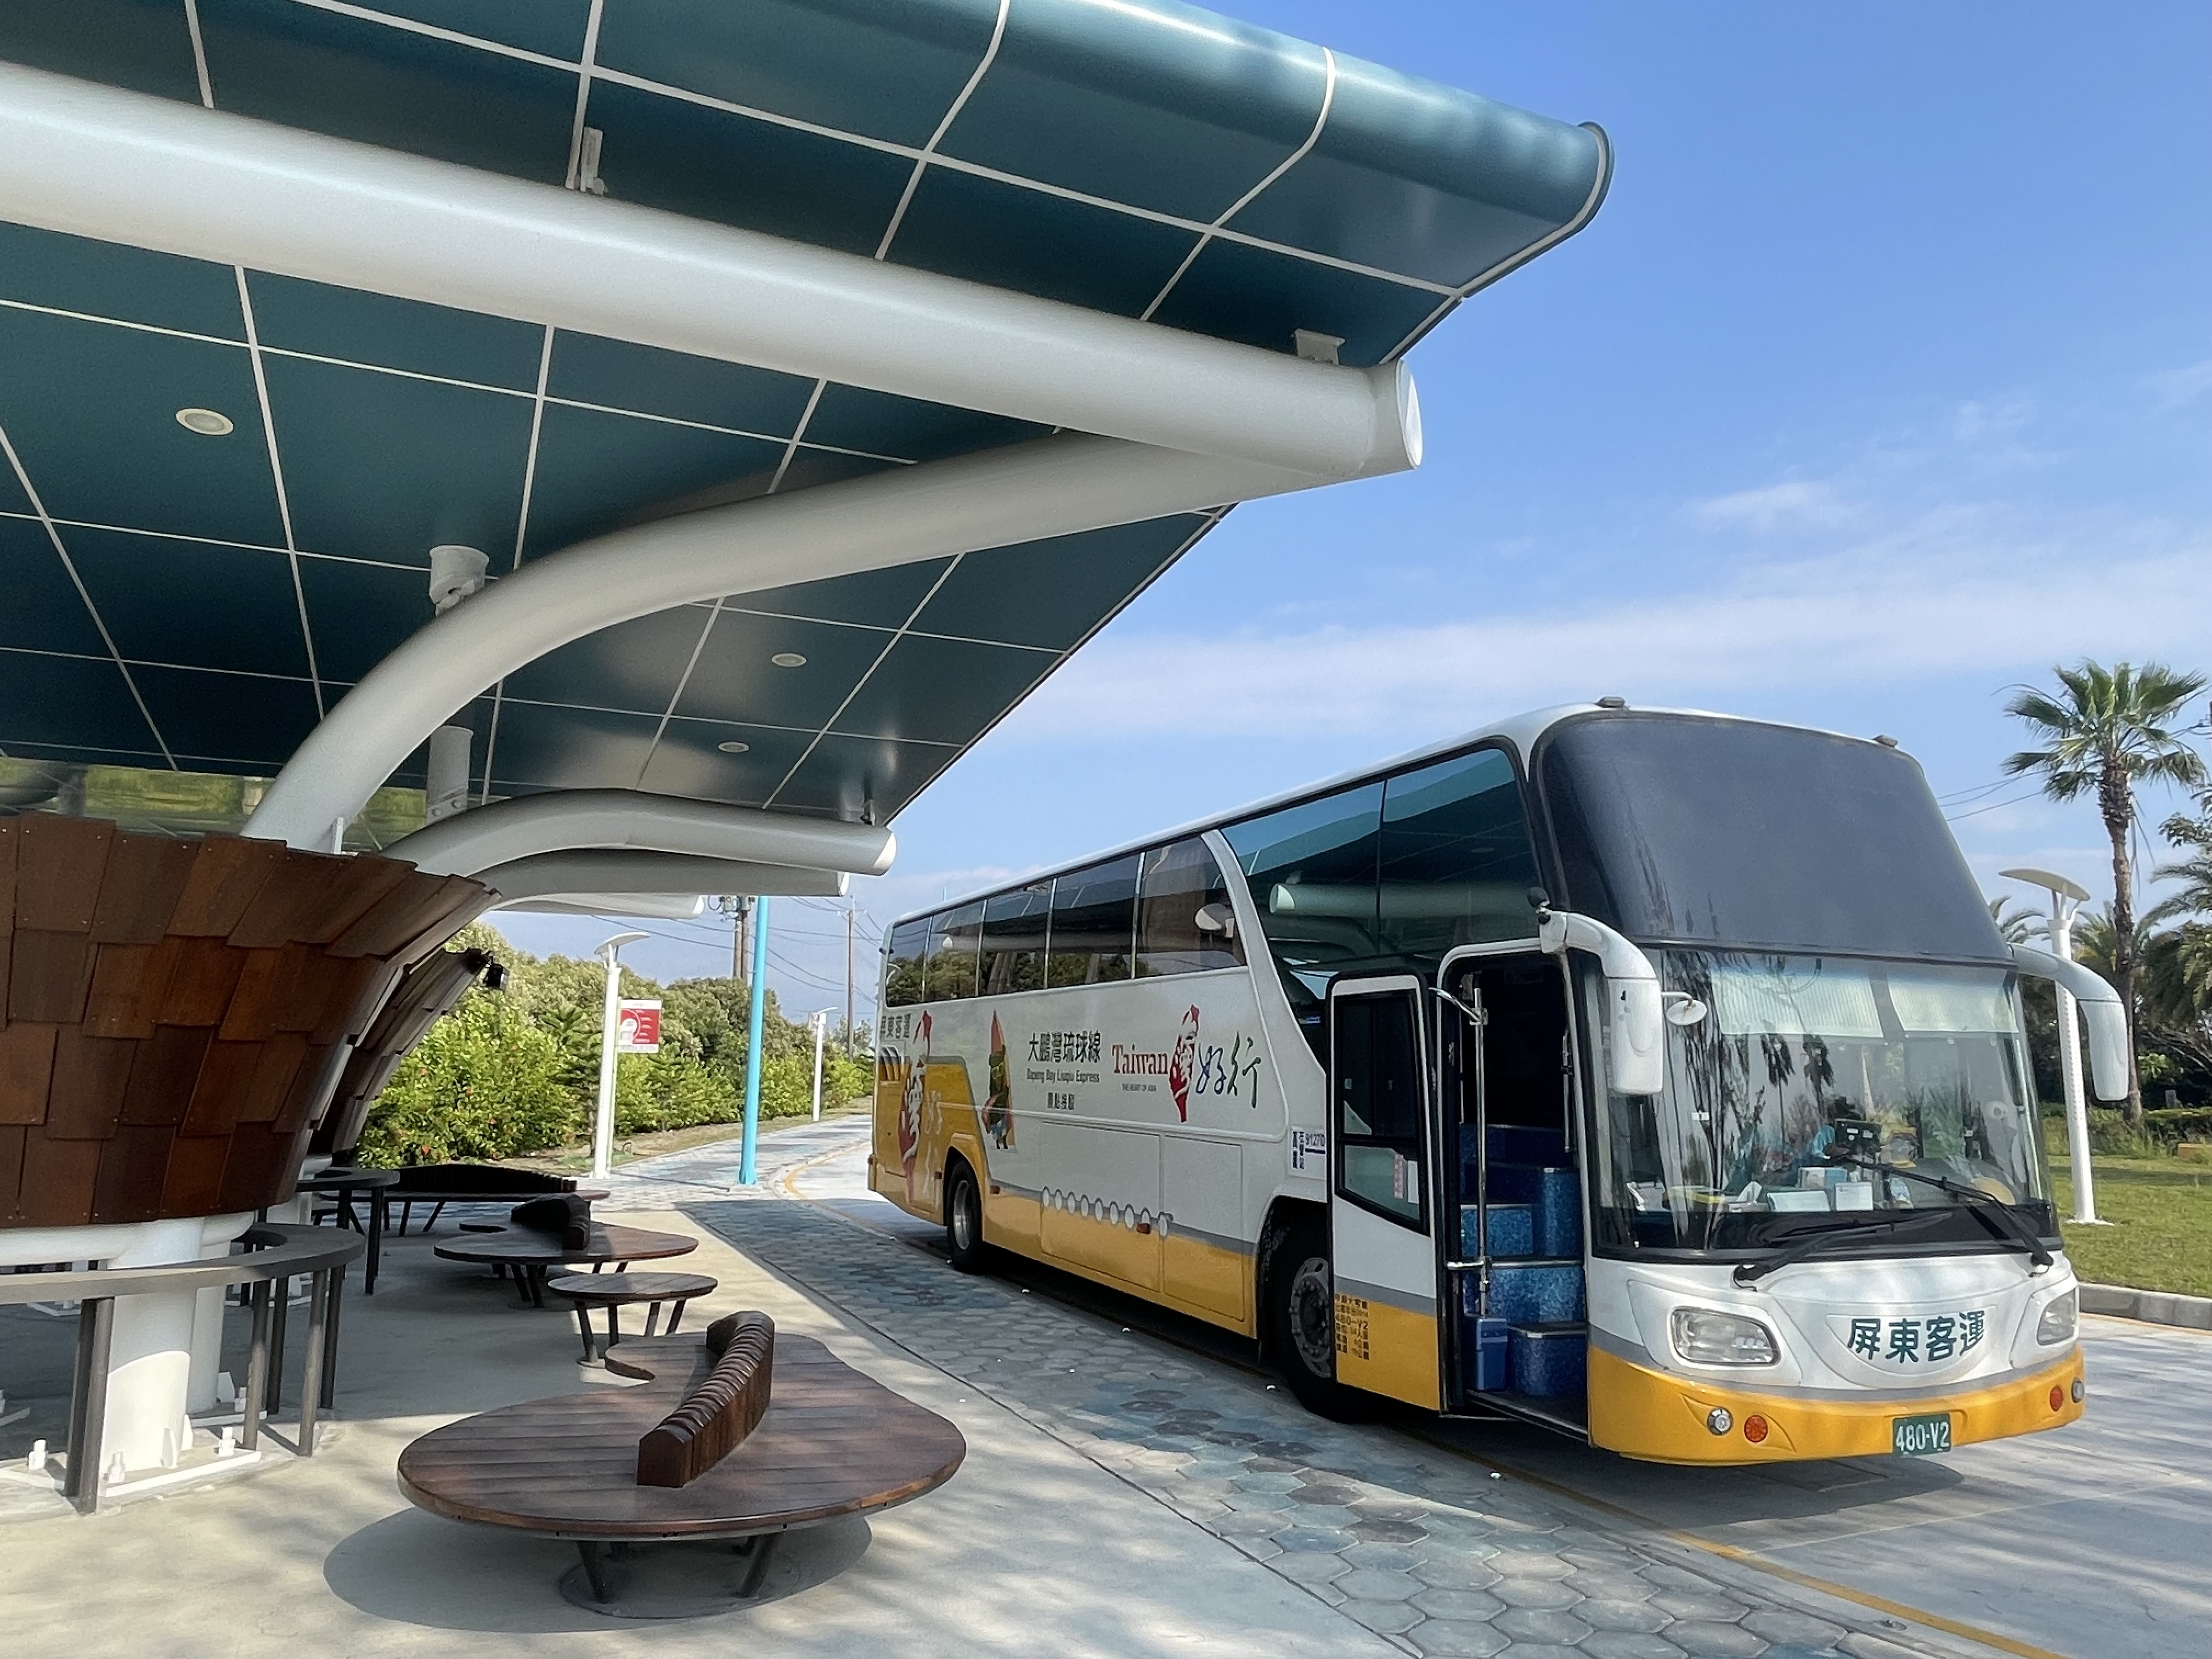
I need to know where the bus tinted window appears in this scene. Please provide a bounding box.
[1047,856,1138,985]
[1221,782,1383,1054]
[928,902,984,1001]
[1136,838,1243,976]
[981,885,1050,994]
[885,918,930,1007]
[1538,713,2008,958]
[1378,749,1540,961]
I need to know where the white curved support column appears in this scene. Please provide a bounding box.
[385,791,892,879]
[0,60,1417,482]
[246,435,1344,847]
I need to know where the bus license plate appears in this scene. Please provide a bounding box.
[1892,1413,1952,1457]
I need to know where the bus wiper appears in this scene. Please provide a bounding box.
[1731,1210,1951,1286]
[1824,1152,2055,1271]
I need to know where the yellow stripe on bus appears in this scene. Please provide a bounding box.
[1587,1345,2085,1464]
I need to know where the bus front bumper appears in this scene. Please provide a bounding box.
[1587,1344,2085,1464]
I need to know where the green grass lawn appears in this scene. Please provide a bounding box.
[2056,1157,2212,1298]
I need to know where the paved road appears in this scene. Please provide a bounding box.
[616,1117,2207,1659]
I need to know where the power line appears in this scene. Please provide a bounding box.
[1945,787,2046,823]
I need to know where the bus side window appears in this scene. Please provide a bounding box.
[1334,991,1425,1227]
[982,885,1049,994]
[1378,748,1540,961]
[928,902,984,1002]
[1136,838,1244,976]
[1047,856,1138,986]
[885,918,930,1008]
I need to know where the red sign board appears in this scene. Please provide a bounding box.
[616,999,663,1053]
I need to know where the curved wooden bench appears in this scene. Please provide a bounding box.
[397,1313,964,1610]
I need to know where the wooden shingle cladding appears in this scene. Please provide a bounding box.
[0,816,484,1228]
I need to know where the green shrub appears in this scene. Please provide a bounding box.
[2086,1109,2170,1159]
[363,925,880,1158]
[358,995,578,1166]
[2145,1105,2212,1143]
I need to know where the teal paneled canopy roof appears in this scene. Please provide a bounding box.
[0,0,1605,849]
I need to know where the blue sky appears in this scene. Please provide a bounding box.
[501,1,2212,1014]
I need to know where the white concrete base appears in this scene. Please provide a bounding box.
[0,1212,254,1473]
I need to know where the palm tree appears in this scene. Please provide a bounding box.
[1986,896,2040,946]
[2004,660,2209,1122]
[2151,792,2212,925]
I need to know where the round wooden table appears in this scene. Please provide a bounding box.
[549,1271,718,1362]
[433,1223,698,1308]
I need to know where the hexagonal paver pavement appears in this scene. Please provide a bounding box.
[661,1132,2007,1659]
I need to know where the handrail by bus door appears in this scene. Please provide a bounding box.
[1431,980,1485,1409]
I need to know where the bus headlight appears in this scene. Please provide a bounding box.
[1671,1307,1779,1367]
[2035,1289,2078,1346]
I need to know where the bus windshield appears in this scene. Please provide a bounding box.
[1590,951,2055,1255]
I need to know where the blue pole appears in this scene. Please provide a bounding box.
[740,895,769,1186]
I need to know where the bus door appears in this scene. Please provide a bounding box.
[1327,975,1442,1409]
[1439,947,1585,1426]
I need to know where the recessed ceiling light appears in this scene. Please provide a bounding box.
[717,740,751,754]
[175,407,234,436]
[770,652,806,668]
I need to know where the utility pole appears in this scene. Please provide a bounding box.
[844,904,856,1053]
[727,895,751,983]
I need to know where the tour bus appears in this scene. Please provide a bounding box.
[870,703,2126,1463]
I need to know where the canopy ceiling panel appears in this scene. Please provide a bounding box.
[0,0,1604,847]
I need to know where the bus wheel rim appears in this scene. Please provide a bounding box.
[952,1185,975,1251]
[1288,1256,1334,1378]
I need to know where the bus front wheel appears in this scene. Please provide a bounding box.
[1262,1220,1371,1420]
[944,1159,988,1273]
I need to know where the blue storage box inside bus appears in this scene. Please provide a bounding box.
[1471,1317,1511,1391]
[1466,1261,1585,1324]
[1460,1202,1534,1259]
[1509,1322,1588,1399]
[1483,1126,1568,1165]
[1472,1159,1582,1260]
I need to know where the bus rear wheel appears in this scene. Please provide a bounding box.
[944,1159,988,1273]
[1262,1220,1372,1420]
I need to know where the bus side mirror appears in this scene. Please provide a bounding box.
[1194,902,1235,938]
[1538,910,1665,1097]
[2009,944,2131,1102]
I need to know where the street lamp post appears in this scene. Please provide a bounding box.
[591,930,648,1181]
[739,898,769,1187]
[2001,868,2100,1224]
[808,1009,834,1121]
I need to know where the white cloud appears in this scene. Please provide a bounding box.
[2145,359,2212,411]
[1009,532,2212,741]
[1688,479,1852,531]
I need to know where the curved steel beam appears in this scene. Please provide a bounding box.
[383,790,893,880]
[472,849,850,902]
[0,61,1417,482]
[246,434,1319,846]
